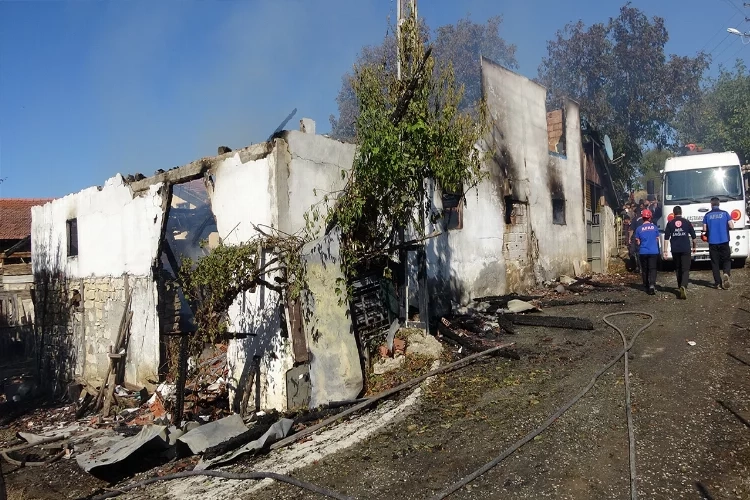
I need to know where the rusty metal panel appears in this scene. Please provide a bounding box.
[288,299,308,363]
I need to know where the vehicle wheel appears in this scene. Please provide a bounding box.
[732,258,747,269]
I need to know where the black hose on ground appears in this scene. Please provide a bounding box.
[604,311,643,500]
[88,470,356,500]
[429,311,654,500]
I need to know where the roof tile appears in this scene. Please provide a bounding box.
[0,198,54,240]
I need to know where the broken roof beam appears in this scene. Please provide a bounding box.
[128,141,275,193]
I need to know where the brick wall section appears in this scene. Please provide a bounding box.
[546,109,564,152]
[505,203,529,262]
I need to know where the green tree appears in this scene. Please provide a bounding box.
[329,16,517,140]
[639,148,673,194]
[676,61,750,163]
[315,11,489,294]
[538,3,708,187]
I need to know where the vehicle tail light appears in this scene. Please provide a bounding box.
[731,209,742,221]
[667,213,675,222]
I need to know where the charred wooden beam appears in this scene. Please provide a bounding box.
[128,142,274,193]
[502,313,594,330]
[541,298,625,308]
[473,294,542,304]
[496,314,517,335]
[438,318,519,359]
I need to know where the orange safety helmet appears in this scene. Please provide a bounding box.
[641,209,652,220]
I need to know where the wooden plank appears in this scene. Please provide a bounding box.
[0,252,31,260]
[129,142,274,192]
[503,313,594,331]
[92,292,133,414]
[2,275,33,285]
[2,263,32,276]
[288,299,308,363]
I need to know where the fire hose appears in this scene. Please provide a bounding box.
[89,312,653,499]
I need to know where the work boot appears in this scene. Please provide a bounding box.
[648,286,656,296]
[679,286,687,300]
[722,273,731,290]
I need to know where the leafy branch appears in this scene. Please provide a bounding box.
[178,225,307,350]
[310,10,490,300]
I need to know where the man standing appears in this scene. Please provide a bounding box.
[628,211,644,273]
[663,206,696,299]
[635,208,660,295]
[702,197,734,289]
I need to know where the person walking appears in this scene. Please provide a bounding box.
[702,197,734,289]
[663,206,696,299]
[635,208,660,295]
[628,211,644,273]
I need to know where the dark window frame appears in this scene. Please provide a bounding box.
[552,198,566,225]
[442,189,464,231]
[66,218,79,257]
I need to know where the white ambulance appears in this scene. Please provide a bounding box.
[658,150,748,267]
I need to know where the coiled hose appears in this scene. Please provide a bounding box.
[430,311,654,500]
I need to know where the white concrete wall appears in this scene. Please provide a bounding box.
[214,135,360,411]
[530,100,587,281]
[211,150,292,411]
[31,176,166,277]
[31,175,167,386]
[425,170,508,313]
[279,131,356,237]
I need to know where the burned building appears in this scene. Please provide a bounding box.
[423,59,588,313]
[31,124,363,411]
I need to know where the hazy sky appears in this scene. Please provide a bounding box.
[1,0,747,198]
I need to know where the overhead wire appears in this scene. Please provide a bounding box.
[722,0,748,18]
[719,41,747,66]
[701,11,740,52]
[715,36,741,61]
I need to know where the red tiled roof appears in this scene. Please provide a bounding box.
[0,198,54,240]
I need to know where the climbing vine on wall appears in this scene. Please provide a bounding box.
[179,225,307,354]
[307,10,490,299]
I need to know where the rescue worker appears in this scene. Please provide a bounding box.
[663,206,696,299]
[635,208,660,295]
[702,197,734,289]
[628,211,644,273]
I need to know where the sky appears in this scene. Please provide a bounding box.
[0,0,748,199]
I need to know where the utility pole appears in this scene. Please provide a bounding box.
[396,0,417,81]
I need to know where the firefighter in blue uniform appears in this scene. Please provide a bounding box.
[634,208,659,295]
[663,206,696,299]
[702,197,734,289]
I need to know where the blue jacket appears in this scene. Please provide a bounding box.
[702,208,731,245]
[635,221,660,255]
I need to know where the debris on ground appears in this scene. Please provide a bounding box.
[373,355,406,375]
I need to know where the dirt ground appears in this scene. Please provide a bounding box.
[2,263,750,500]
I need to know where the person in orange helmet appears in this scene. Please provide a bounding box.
[634,208,660,295]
